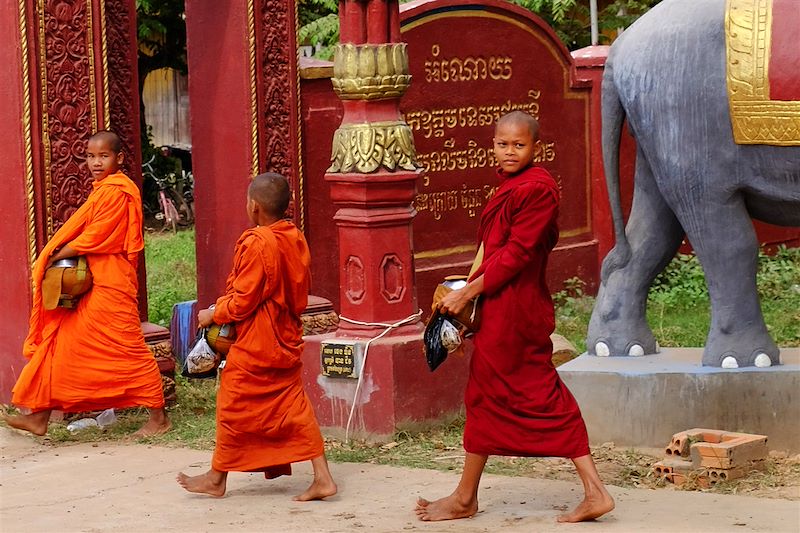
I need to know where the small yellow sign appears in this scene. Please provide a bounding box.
[321,341,360,378]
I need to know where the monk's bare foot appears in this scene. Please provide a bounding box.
[176,471,226,497]
[1,410,49,436]
[132,418,171,438]
[415,495,478,521]
[293,478,338,501]
[557,491,615,523]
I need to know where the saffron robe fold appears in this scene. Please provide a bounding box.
[211,221,324,473]
[13,173,164,412]
[464,166,589,459]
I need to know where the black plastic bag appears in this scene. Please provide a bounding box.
[424,312,449,371]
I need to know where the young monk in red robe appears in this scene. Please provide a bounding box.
[177,173,337,501]
[416,112,614,523]
[3,131,170,437]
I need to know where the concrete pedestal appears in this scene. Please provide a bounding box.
[558,347,800,452]
[302,330,470,440]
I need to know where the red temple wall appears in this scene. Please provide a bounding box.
[187,0,303,308]
[185,2,256,306]
[0,1,33,403]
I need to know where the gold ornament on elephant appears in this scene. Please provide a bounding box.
[726,0,800,146]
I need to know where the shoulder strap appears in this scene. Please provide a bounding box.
[467,243,484,279]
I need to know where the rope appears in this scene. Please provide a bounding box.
[338,310,423,441]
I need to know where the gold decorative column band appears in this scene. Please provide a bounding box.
[726,0,800,145]
[332,43,411,100]
[37,0,53,238]
[328,42,418,173]
[19,0,36,264]
[86,0,98,132]
[294,3,305,232]
[247,0,259,177]
[100,0,110,128]
[328,120,419,173]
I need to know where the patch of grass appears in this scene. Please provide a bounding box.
[144,230,197,326]
[554,247,800,351]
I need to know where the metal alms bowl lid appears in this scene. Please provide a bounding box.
[52,258,80,268]
[442,278,468,290]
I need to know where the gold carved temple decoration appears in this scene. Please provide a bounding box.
[328,121,418,173]
[329,42,418,173]
[247,0,259,177]
[86,0,98,132]
[37,0,53,239]
[19,0,36,264]
[294,2,306,232]
[726,0,800,145]
[100,0,110,127]
[332,43,411,100]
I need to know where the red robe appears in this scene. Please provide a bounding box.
[464,166,589,458]
[211,221,324,473]
[12,173,164,412]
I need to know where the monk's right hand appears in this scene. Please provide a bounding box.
[197,308,215,328]
[438,288,469,316]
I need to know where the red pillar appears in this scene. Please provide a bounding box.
[326,1,421,332]
[0,0,34,402]
[301,0,470,438]
[186,0,304,307]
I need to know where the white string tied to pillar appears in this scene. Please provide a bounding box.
[336,309,424,442]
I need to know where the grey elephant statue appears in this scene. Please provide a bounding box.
[587,0,800,368]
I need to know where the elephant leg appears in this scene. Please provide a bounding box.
[679,197,779,368]
[587,149,684,357]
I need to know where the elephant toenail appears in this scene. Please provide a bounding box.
[595,342,610,357]
[754,353,772,368]
[628,344,644,356]
[721,356,739,369]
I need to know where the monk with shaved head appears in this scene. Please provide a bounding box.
[416,112,614,523]
[3,129,170,438]
[177,173,336,501]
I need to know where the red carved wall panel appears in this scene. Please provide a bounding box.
[257,0,302,225]
[38,0,96,237]
[105,0,142,179]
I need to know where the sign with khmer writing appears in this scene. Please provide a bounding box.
[400,1,591,277]
[320,340,364,378]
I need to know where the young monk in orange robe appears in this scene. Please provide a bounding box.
[3,131,169,437]
[177,173,336,501]
[416,112,614,523]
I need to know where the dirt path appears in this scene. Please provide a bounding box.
[2,428,798,533]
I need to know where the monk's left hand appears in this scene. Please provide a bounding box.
[197,308,215,328]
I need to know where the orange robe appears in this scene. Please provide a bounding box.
[211,221,323,473]
[12,173,164,412]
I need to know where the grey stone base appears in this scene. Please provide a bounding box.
[558,347,800,452]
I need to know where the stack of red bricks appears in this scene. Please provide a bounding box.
[652,428,768,487]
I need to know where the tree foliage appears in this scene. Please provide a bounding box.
[135,0,187,146]
[298,0,339,59]
[297,0,663,54]
[510,0,662,49]
[136,0,187,77]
